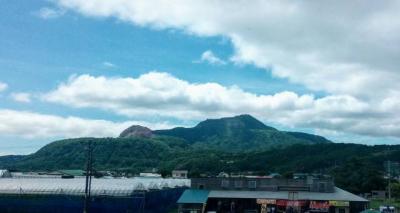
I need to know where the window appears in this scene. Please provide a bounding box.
[221,180,230,188]
[221,180,229,188]
[248,180,257,189]
[234,180,243,188]
[319,183,325,192]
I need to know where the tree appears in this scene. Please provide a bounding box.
[392,182,400,198]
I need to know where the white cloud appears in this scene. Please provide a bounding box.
[198,50,226,65]
[54,0,400,100]
[37,7,66,19]
[42,1,400,140]
[11,93,31,103]
[0,82,8,92]
[102,61,116,68]
[0,109,173,139]
[43,72,400,138]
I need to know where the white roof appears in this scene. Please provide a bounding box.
[0,170,9,176]
[0,177,190,196]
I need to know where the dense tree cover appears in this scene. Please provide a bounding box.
[1,115,399,194]
[2,136,188,173]
[154,114,331,152]
[393,182,400,198]
[1,137,399,194]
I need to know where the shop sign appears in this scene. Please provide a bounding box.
[309,201,330,209]
[257,199,276,204]
[276,200,305,207]
[329,201,349,207]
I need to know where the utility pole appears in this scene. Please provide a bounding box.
[84,140,93,213]
[388,160,391,203]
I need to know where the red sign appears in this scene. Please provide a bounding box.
[309,201,330,209]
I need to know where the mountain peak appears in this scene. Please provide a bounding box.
[119,125,152,138]
[196,114,276,131]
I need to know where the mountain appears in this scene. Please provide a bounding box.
[0,114,333,172]
[284,131,332,144]
[153,114,331,151]
[119,125,153,138]
[2,136,188,172]
[2,139,400,194]
[0,114,332,171]
[1,114,399,195]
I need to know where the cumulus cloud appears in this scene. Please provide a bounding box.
[54,0,400,99]
[0,82,8,92]
[11,93,31,103]
[42,72,400,138]
[197,50,226,65]
[0,109,173,139]
[102,61,117,68]
[42,1,400,140]
[37,7,66,19]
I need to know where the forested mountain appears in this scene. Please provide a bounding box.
[0,114,396,194]
[153,114,330,151]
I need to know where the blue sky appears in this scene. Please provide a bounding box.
[1,0,400,155]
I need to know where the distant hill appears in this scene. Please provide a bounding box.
[2,136,188,172]
[153,114,331,151]
[2,138,400,194]
[0,114,333,170]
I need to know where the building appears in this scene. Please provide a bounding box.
[0,170,11,178]
[173,170,189,179]
[177,177,369,213]
[0,177,189,213]
[139,172,162,178]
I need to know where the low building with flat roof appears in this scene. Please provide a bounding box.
[177,177,369,213]
[173,170,188,179]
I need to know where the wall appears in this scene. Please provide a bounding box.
[0,188,186,213]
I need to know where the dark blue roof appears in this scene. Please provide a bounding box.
[177,189,209,204]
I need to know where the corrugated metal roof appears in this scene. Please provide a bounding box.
[0,178,190,196]
[177,189,209,204]
[208,187,368,202]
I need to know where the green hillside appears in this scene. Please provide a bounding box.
[4,136,187,172]
[153,114,330,151]
[0,114,396,194]
[2,139,399,194]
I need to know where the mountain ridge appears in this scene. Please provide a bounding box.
[0,114,332,171]
[151,114,330,151]
[0,114,398,195]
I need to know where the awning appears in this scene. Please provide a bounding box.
[177,189,209,204]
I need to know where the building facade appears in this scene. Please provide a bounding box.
[178,177,369,213]
[173,170,189,179]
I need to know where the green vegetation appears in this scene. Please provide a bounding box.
[370,199,400,209]
[154,114,331,152]
[0,114,399,195]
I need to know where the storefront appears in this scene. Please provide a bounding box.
[177,177,369,213]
